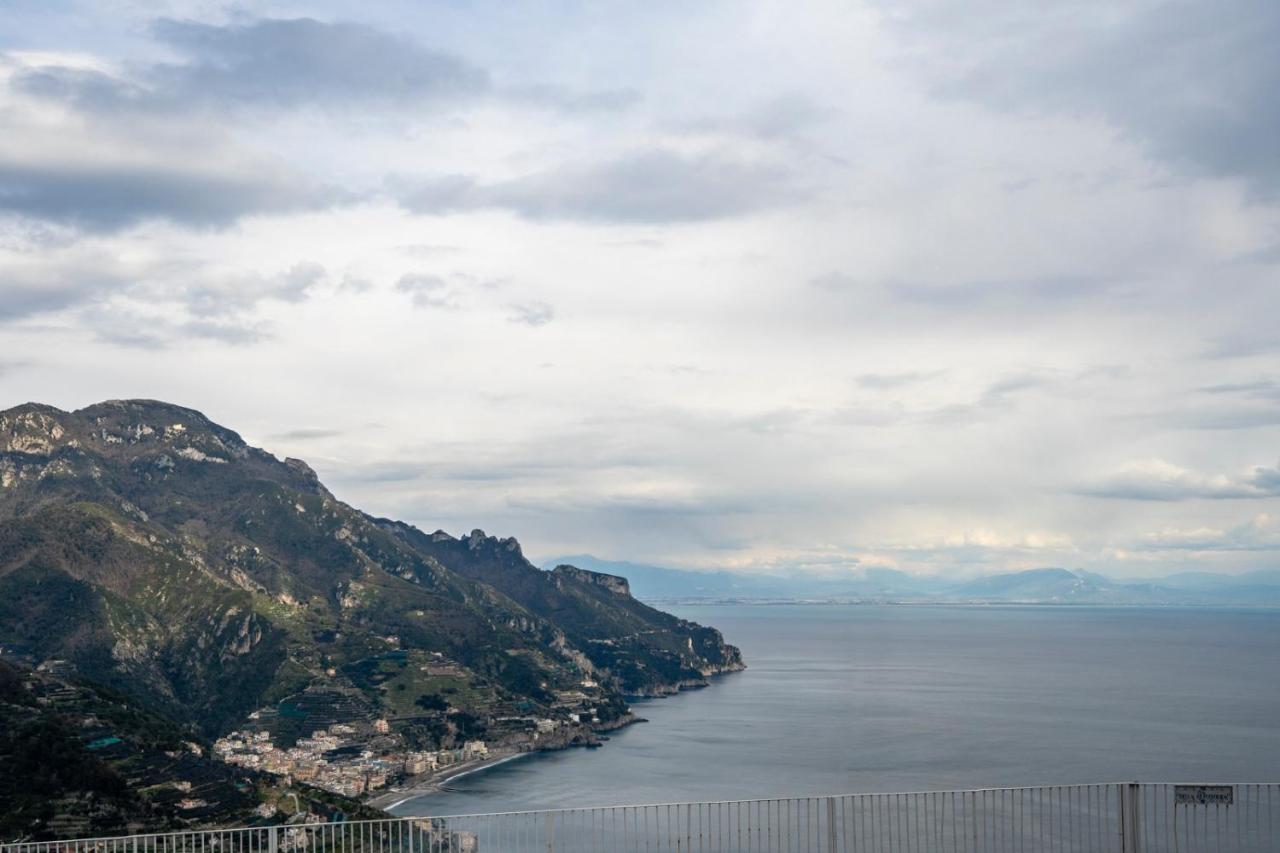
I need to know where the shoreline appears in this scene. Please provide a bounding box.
[368,750,532,810]
[367,676,737,812]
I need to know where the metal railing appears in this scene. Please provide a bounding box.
[4,783,1277,852]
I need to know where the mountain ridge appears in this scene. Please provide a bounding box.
[0,399,743,837]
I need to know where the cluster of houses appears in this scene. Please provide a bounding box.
[213,723,488,798]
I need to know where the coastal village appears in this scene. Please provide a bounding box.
[209,662,612,802]
[213,724,491,799]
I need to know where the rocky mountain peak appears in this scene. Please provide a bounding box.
[0,404,71,455]
[553,564,631,597]
[283,457,334,499]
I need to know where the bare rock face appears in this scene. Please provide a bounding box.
[0,405,69,455]
[553,564,631,597]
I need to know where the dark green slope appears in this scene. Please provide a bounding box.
[377,521,744,694]
[0,659,380,841]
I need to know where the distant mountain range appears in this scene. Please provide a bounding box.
[542,556,1280,606]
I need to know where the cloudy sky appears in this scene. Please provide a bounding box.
[2,1,1278,578]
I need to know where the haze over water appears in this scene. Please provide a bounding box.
[395,605,1280,817]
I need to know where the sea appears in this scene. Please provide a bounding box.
[391,604,1280,817]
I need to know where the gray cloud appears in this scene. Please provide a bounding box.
[809,272,862,292]
[1140,514,1280,552]
[921,372,1059,425]
[17,17,632,119]
[892,0,1280,195]
[502,84,640,115]
[854,371,946,390]
[86,306,273,349]
[150,17,489,109]
[0,280,111,322]
[0,252,134,321]
[1169,379,1280,429]
[395,274,457,309]
[0,158,334,233]
[185,262,324,319]
[674,94,828,140]
[1081,459,1280,501]
[886,275,1116,309]
[395,149,804,224]
[271,428,346,441]
[15,18,488,112]
[507,302,555,327]
[0,251,329,351]
[1200,379,1280,401]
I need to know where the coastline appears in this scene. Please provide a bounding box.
[367,674,740,812]
[368,749,533,810]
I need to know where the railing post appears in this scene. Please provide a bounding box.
[545,811,556,852]
[268,826,279,853]
[826,797,837,853]
[1121,783,1141,853]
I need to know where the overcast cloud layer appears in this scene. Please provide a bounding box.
[1,0,1278,579]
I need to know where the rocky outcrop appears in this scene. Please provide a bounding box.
[552,564,631,597]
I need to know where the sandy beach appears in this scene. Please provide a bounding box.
[367,749,533,810]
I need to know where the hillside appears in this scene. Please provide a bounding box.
[0,399,743,836]
[0,659,380,841]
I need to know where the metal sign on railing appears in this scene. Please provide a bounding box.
[1174,784,1234,806]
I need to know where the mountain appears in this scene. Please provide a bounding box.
[540,555,788,600]
[540,555,940,601]
[946,568,1105,601]
[542,555,1280,606]
[0,400,743,834]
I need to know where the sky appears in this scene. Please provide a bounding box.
[1,0,1278,579]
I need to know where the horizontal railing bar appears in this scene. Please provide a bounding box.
[384,780,1280,820]
[4,781,1278,849]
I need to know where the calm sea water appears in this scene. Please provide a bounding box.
[393,605,1280,816]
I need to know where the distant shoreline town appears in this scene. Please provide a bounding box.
[210,673,620,806]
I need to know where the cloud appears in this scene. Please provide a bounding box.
[83,305,272,349]
[395,274,457,309]
[0,249,133,321]
[394,148,804,224]
[151,17,489,109]
[854,371,945,390]
[885,275,1116,309]
[890,0,1280,195]
[501,84,640,114]
[0,247,330,349]
[924,372,1057,425]
[16,18,489,113]
[507,302,555,327]
[1140,513,1280,552]
[809,272,862,292]
[0,66,339,232]
[0,155,333,233]
[17,17,633,119]
[271,428,346,441]
[1199,379,1280,402]
[1081,458,1280,501]
[184,262,325,319]
[674,94,828,140]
